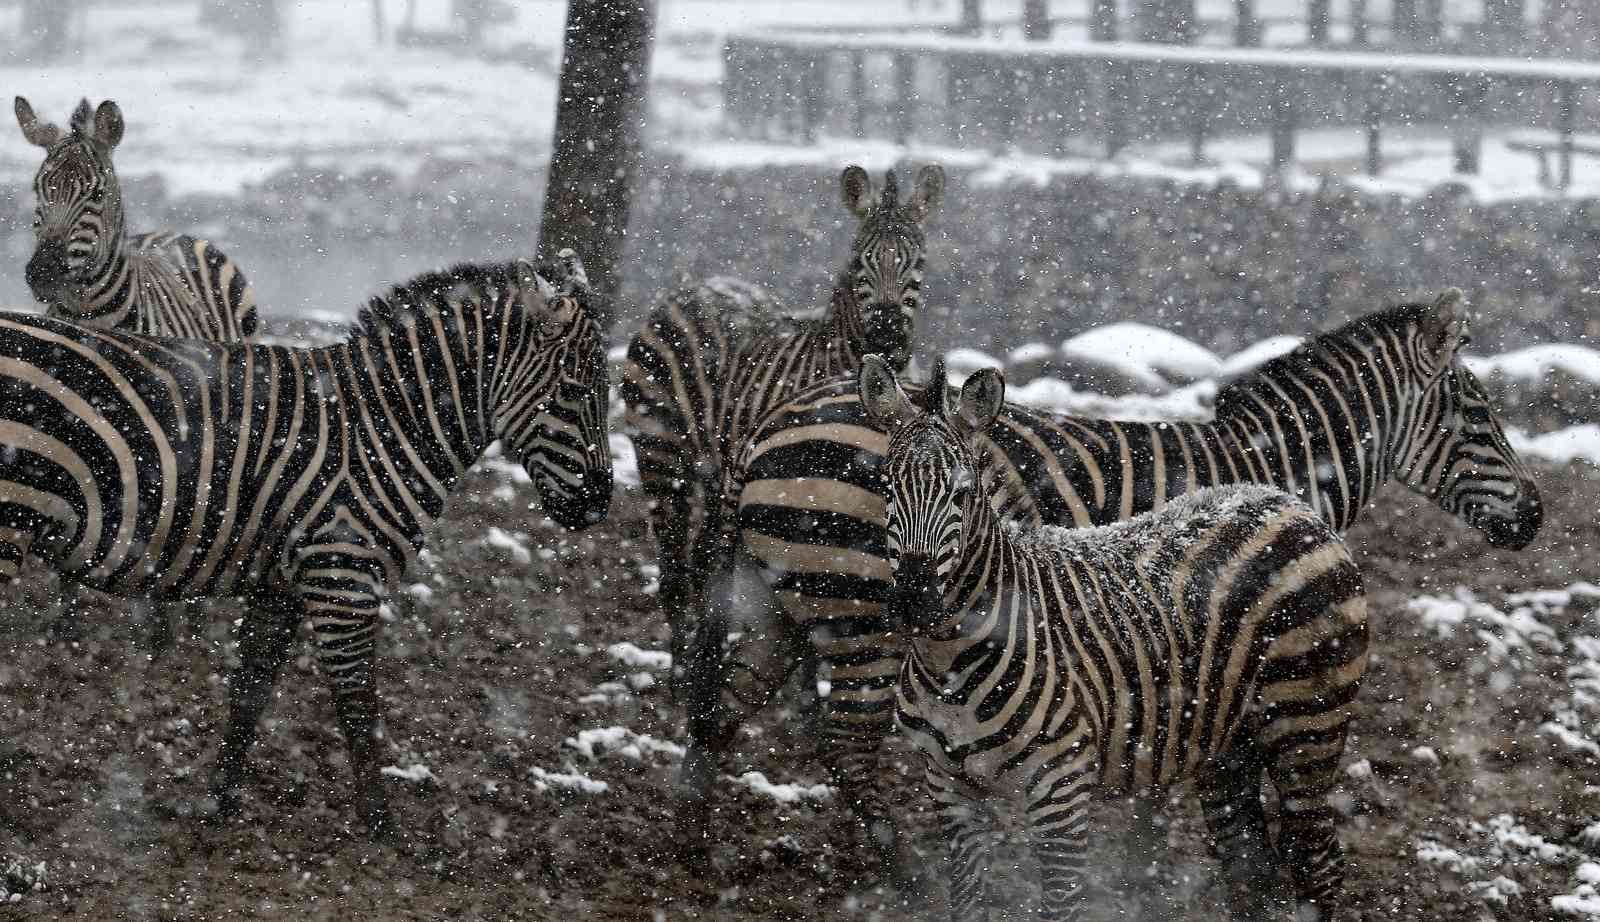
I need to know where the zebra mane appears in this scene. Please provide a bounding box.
[879,170,899,211]
[1213,300,1433,417]
[350,262,520,340]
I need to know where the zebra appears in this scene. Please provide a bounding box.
[861,356,1369,921]
[15,96,257,340]
[621,162,944,681]
[683,289,1539,890]
[0,252,611,830]
[16,95,261,649]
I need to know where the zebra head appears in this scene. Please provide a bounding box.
[1391,289,1542,549]
[862,356,1004,624]
[15,97,126,312]
[839,163,945,370]
[497,250,614,530]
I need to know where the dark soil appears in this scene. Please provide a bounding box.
[1,459,1597,922]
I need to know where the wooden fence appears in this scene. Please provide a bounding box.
[723,32,1600,187]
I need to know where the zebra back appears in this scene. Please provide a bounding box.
[15,96,258,343]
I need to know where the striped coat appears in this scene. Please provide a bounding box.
[683,291,1538,887]
[0,256,611,829]
[621,163,944,674]
[865,358,1368,921]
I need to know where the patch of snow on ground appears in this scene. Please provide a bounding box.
[1419,813,1589,909]
[1006,342,1055,367]
[610,431,642,489]
[380,763,436,783]
[528,766,608,795]
[0,854,46,903]
[481,527,532,565]
[1404,587,1562,662]
[729,771,834,805]
[607,642,672,672]
[566,726,685,762]
[1509,426,1600,468]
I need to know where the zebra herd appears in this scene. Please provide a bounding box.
[5,100,1549,921]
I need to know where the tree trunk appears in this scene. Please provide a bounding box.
[1308,0,1330,44]
[538,0,657,313]
[1022,0,1050,40]
[1137,0,1195,44]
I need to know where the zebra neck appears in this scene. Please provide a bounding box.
[819,274,870,364]
[343,321,495,514]
[908,507,1015,677]
[70,236,136,326]
[1208,369,1401,530]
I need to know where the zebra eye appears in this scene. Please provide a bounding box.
[901,295,917,309]
[30,211,41,228]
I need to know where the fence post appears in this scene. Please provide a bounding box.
[1105,60,1130,159]
[851,51,867,139]
[1309,0,1330,45]
[1187,63,1209,164]
[1365,72,1385,176]
[1092,0,1117,41]
[1448,74,1488,175]
[895,51,916,146]
[801,49,825,144]
[1351,0,1369,46]
[1234,0,1259,47]
[1558,79,1577,190]
[1269,69,1298,170]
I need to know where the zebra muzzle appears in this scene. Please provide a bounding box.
[888,553,945,630]
[25,240,73,302]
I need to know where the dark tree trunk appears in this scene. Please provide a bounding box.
[1137,0,1195,43]
[1022,0,1050,40]
[1308,0,1330,44]
[200,0,283,48]
[1233,0,1258,46]
[538,0,656,313]
[1482,0,1525,46]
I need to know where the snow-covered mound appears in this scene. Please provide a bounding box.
[1008,377,1216,423]
[1465,344,1600,387]
[1060,322,1224,385]
[1217,335,1304,379]
[943,347,1001,380]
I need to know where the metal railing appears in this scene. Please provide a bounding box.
[724,31,1600,187]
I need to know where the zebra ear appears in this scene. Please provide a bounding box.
[860,354,916,433]
[91,100,124,150]
[903,164,945,223]
[14,96,60,148]
[840,165,873,218]
[954,368,1005,440]
[1422,287,1466,363]
[554,248,589,294]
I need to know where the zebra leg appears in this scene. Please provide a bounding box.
[926,765,997,921]
[1025,740,1097,922]
[677,554,801,842]
[653,482,698,699]
[211,593,300,819]
[1263,731,1350,920]
[1198,736,1282,921]
[303,587,390,835]
[815,665,922,899]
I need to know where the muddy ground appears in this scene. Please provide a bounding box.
[0,457,1597,922]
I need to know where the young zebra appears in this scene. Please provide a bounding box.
[16,96,260,649]
[15,97,257,339]
[685,290,1538,889]
[0,253,611,830]
[862,357,1369,922]
[621,163,944,678]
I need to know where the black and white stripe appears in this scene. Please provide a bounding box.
[15,96,257,340]
[0,255,611,829]
[621,163,944,673]
[863,357,1367,921]
[685,290,1539,886]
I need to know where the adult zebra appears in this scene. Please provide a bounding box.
[15,97,257,339]
[0,253,611,830]
[684,290,1540,889]
[16,96,260,648]
[863,357,1368,921]
[621,163,944,678]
